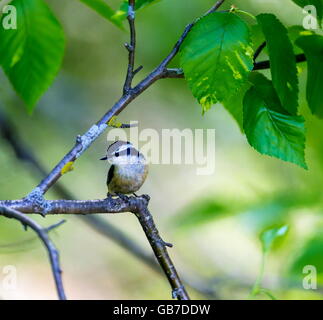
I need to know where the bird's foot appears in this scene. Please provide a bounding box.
[132,193,150,203]
[106,192,115,200]
[116,193,129,202]
[141,194,150,202]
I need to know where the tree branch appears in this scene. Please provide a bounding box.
[0,206,66,300]
[162,53,307,79]
[0,196,144,215]
[123,0,137,94]
[133,198,190,300]
[253,41,266,62]
[0,196,190,300]
[206,0,226,15]
[254,53,306,70]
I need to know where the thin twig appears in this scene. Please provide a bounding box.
[156,0,226,70]
[254,41,266,62]
[133,198,190,300]
[45,219,66,233]
[0,206,66,300]
[113,122,137,128]
[162,53,307,79]
[206,0,226,15]
[108,119,138,129]
[254,53,306,70]
[123,0,137,94]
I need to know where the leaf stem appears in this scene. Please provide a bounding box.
[234,9,257,21]
[250,252,267,298]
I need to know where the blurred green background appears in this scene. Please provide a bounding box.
[0,0,323,299]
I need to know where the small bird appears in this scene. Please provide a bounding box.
[100,141,148,196]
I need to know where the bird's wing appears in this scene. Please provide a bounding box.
[107,164,115,185]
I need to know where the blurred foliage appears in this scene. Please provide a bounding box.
[0,0,323,300]
[173,189,321,233]
[173,198,232,230]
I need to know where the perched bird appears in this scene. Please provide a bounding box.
[100,141,148,196]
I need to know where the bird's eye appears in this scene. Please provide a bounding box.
[115,152,119,157]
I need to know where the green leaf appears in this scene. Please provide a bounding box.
[0,0,65,113]
[243,73,307,169]
[250,224,288,299]
[260,225,288,253]
[292,0,323,27]
[222,82,251,131]
[180,12,254,112]
[296,35,323,118]
[112,0,159,22]
[257,14,299,115]
[79,0,123,29]
[288,25,314,55]
[250,24,266,53]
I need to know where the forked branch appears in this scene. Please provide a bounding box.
[0,195,190,300]
[0,206,66,300]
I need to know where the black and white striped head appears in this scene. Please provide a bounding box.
[100,141,142,164]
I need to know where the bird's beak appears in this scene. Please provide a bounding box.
[100,156,108,160]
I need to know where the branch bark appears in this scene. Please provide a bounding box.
[254,53,306,70]
[0,196,145,215]
[123,0,137,94]
[254,41,266,62]
[0,196,190,299]
[0,206,66,300]
[162,53,307,79]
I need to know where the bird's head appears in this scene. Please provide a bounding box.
[100,141,140,165]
